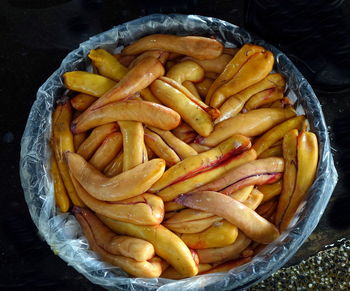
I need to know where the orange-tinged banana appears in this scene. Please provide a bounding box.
[166,60,204,84]
[128,50,169,68]
[256,199,277,217]
[183,81,201,100]
[205,44,272,104]
[163,208,222,234]
[156,149,257,202]
[242,189,264,210]
[171,122,197,143]
[144,128,180,166]
[114,54,135,67]
[77,123,118,159]
[63,71,116,97]
[150,135,251,193]
[89,132,123,171]
[200,257,251,274]
[74,208,165,278]
[229,185,254,202]
[50,155,70,212]
[52,101,84,206]
[104,152,123,177]
[88,48,128,81]
[147,126,197,159]
[196,107,296,147]
[259,144,283,158]
[150,77,217,137]
[71,93,97,111]
[67,152,165,201]
[71,100,181,134]
[98,215,199,277]
[73,207,155,261]
[73,57,165,126]
[122,34,223,60]
[164,201,185,212]
[189,143,211,153]
[195,78,213,98]
[279,131,318,231]
[275,129,298,226]
[259,180,283,203]
[197,231,251,264]
[162,264,212,279]
[185,54,232,73]
[195,157,284,195]
[140,87,162,104]
[118,121,144,171]
[245,87,283,110]
[205,72,219,79]
[179,220,238,249]
[223,47,239,56]
[209,50,274,108]
[270,96,293,108]
[73,131,88,151]
[253,115,306,156]
[72,175,163,225]
[206,44,265,103]
[216,73,286,123]
[176,191,280,244]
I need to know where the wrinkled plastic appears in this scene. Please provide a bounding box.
[20,14,337,290]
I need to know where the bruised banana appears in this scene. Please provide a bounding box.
[195,157,284,195]
[66,152,165,201]
[216,73,285,123]
[122,34,223,60]
[163,208,223,234]
[150,135,253,200]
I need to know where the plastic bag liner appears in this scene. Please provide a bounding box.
[20,14,337,290]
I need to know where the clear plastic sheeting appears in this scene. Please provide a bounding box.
[20,14,337,290]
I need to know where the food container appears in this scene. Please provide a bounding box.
[20,14,337,290]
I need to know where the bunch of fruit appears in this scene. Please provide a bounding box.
[50,34,318,278]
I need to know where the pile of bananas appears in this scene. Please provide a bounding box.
[50,34,318,278]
